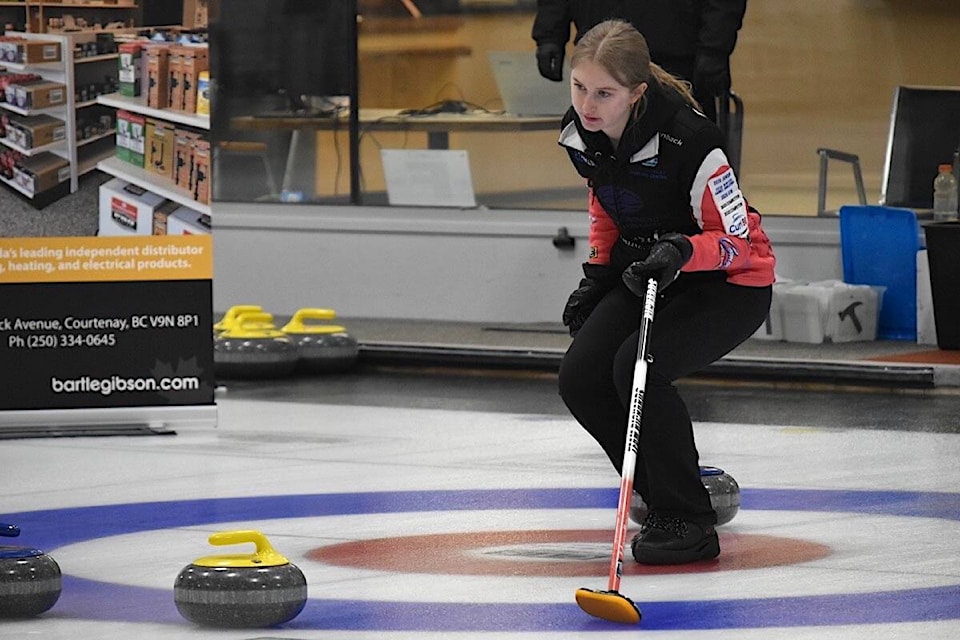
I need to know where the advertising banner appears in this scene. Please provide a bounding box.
[0,235,214,412]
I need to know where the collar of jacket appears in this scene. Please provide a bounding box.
[558,80,685,164]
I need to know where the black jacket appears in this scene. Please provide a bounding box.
[532,0,746,62]
[559,82,718,243]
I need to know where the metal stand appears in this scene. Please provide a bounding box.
[817,148,867,217]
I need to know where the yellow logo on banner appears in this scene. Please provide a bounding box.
[0,236,213,283]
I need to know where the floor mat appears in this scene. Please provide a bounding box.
[867,349,960,365]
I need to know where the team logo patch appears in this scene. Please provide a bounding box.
[717,237,739,269]
[709,168,749,238]
[641,156,659,167]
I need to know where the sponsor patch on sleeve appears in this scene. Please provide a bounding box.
[716,237,740,269]
[708,168,749,238]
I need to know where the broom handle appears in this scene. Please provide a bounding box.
[608,277,658,592]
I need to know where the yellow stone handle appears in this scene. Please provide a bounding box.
[282,307,346,334]
[214,305,263,331]
[193,530,291,567]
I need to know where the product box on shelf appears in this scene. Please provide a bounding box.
[196,71,209,116]
[116,109,145,167]
[145,45,170,109]
[14,80,66,109]
[151,200,181,235]
[98,177,168,236]
[118,42,142,97]
[192,138,210,204]
[12,152,69,196]
[166,205,210,235]
[0,72,41,103]
[4,113,66,149]
[173,127,199,190]
[167,46,184,112]
[145,117,174,180]
[179,45,208,113]
[0,39,61,65]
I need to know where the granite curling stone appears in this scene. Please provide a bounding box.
[213,312,299,379]
[630,465,740,526]
[174,529,307,628]
[0,523,62,618]
[281,307,359,373]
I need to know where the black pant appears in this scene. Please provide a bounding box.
[558,272,772,526]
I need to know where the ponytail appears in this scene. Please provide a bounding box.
[650,63,701,110]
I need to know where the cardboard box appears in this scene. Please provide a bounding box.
[152,200,181,235]
[98,177,168,236]
[145,117,175,180]
[192,138,210,204]
[145,45,170,109]
[179,45,208,113]
[4,113,66,149]
[167,47,184,111]
[165,205,210,235]
[195,70,210,116]
[779,281,879,344]
[0,39,61,64]
[12,152,69,196]
[116,109,145,167]
[173,128,199,189]
[14,80,66,109]
[118,43,142,97]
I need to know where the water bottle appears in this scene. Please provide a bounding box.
[933,164,958,222]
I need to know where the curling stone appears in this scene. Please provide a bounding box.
[174,530,307,628]
[213,305,264,336]
[0,523,61,618]
[214,312,299,379]
[281,308,359,374]
[630,466,740,527]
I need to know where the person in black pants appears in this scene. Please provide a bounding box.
[532,0,746,122]
[555,20,774,564]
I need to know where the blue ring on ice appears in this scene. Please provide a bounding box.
[4,487,959,631]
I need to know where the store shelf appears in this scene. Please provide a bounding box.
[0,101,66,116]
[0,172,34,198]
[77,129,114,146]
[75,53,118,64]
[97,93,210,130]
[0,31,121,205]
[97,155,210,215]
[1,60,63,72]
[77,141,112,176]
[0,135,66,156]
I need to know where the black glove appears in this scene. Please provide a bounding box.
[562,263,614,336]
[536,43,564,82]
[693,53,731,97]
[622,233,693,295]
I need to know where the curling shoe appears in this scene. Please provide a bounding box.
[630,512,719,565]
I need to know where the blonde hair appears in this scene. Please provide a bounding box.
[570,19,700,116]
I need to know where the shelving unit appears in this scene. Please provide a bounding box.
[0,30,118,206]
[0,31,72,206]
[25,1,138,33]
[96,91,211,216]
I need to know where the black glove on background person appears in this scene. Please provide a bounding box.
[693,53,731,96]
[536,42,564,82]
[562,263,615,336]
[622,233,694,295]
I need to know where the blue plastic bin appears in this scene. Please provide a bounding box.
[839,205,922,341]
